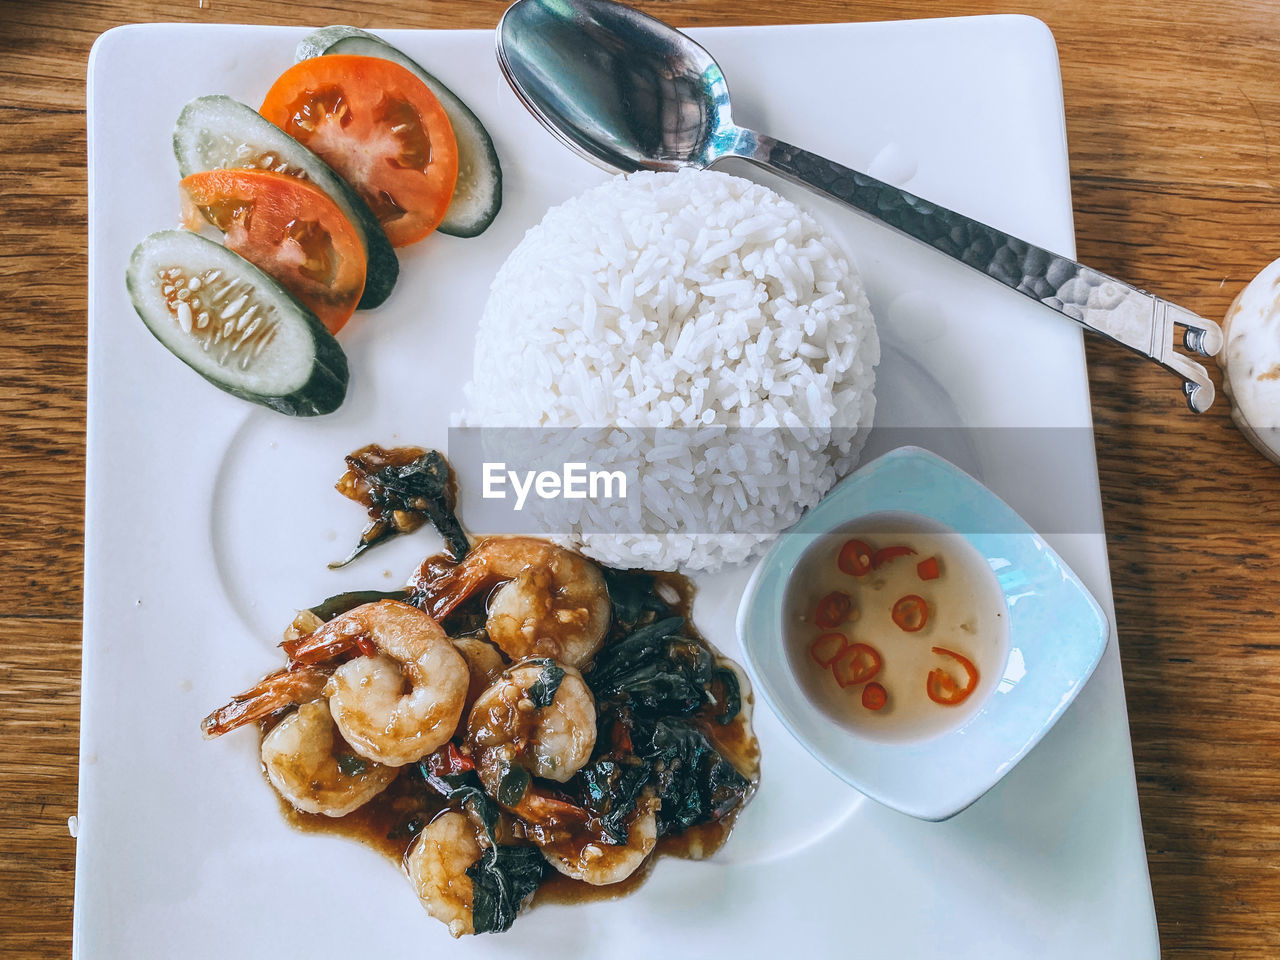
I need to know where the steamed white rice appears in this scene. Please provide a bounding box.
[459,168,878,571]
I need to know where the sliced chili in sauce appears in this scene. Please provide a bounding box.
[833,642,882,688]
[814,591,852,629]
[837,539,874,577]
[861,682,888,711]
[891,594,929,632]
[809,632,849,668]
[871,545,916,569]
[926,647,979,706]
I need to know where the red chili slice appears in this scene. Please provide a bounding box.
[837,538,874,577]
[809,632,848,668]
[428,742,475,776]
[891,594,929,632]
[861,682,888,711]
[871,545,916,569]
[926,647,980,706]
[610,721,634,755]
[814,591,852,628]
[917,556,941,581]
[833,642,882,687]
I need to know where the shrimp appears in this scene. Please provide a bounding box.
[423,538,611,667]
[538,796,659,886]
[260,699,397,817]
[404,811,484,938]
[467,661,598,790]
[201,664,333,739]
[288,600,469,767]
[452,635,507,713]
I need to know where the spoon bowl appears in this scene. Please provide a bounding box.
[497,0,735,171]
[496,0,1222,412]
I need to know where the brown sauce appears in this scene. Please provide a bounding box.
[262,560,759,910]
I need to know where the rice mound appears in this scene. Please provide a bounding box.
[459,168,879,572]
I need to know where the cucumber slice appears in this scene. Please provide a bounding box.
[297,26,502,238]
[126,230,348,416]
[173,95,398,309]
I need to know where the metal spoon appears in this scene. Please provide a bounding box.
[496,0,1222,411]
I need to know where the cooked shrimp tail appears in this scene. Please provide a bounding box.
[420,561,490,622]
[421,538,612,666]
[510,788,592,829]
[200,664,333,739]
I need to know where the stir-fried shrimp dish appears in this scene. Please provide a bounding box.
[203,453,759,936]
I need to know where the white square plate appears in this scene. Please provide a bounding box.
[83,18,1159,959]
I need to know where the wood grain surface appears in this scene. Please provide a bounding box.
[2,0,1278,957]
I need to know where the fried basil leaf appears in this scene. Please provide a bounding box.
[415,765,500,837]
[335,753,369,777]
[602,567,672,629]
[526,660,566,708]
[467,843,545,934]
[631,718,751,836]
[497,765,532,807]
[574,755,653,844]
[308,588,410,622]
[711,666,742,726]
[414,762,543,934]
[332,447,470,567]
[588,618,715,717]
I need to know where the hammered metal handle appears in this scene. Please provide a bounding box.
[725,128,1223,412]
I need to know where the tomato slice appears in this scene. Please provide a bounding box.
[809,632,848,668]
[833,642,882,687]
[260,55,458,247]
[891,594,929,632]
[813,591,852,629]
[926,647,980,706]
[861,682,888,711]
[179,169,366,334]
[837,539,874,577]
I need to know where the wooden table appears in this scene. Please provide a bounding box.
[3,0,1277,956]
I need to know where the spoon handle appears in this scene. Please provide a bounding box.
[724,128,1222,412]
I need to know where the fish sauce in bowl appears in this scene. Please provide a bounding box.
[784,511,1009,743]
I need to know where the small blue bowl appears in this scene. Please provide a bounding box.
[737,445,1109,820]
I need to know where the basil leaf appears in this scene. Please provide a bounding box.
[333,449,470,567]
[308,588,409,622]
[712,666,742,725]
[497,765,531,807]
[588,619,722,718]
[575,756,653,844]
[335,753,369,777]
[527,662,566,708]
[467,844,545,934]
[587,617,686,690]
[415,765,500,838]
[602,567,671,629]
[415,762,543,934]
[631,718,750,836]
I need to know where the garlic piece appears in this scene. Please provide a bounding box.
[1220,256,1280,465]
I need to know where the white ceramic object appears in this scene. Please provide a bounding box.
[1220,255,1280,464]
[738,447,1110,820]
[83,18,1159,959]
